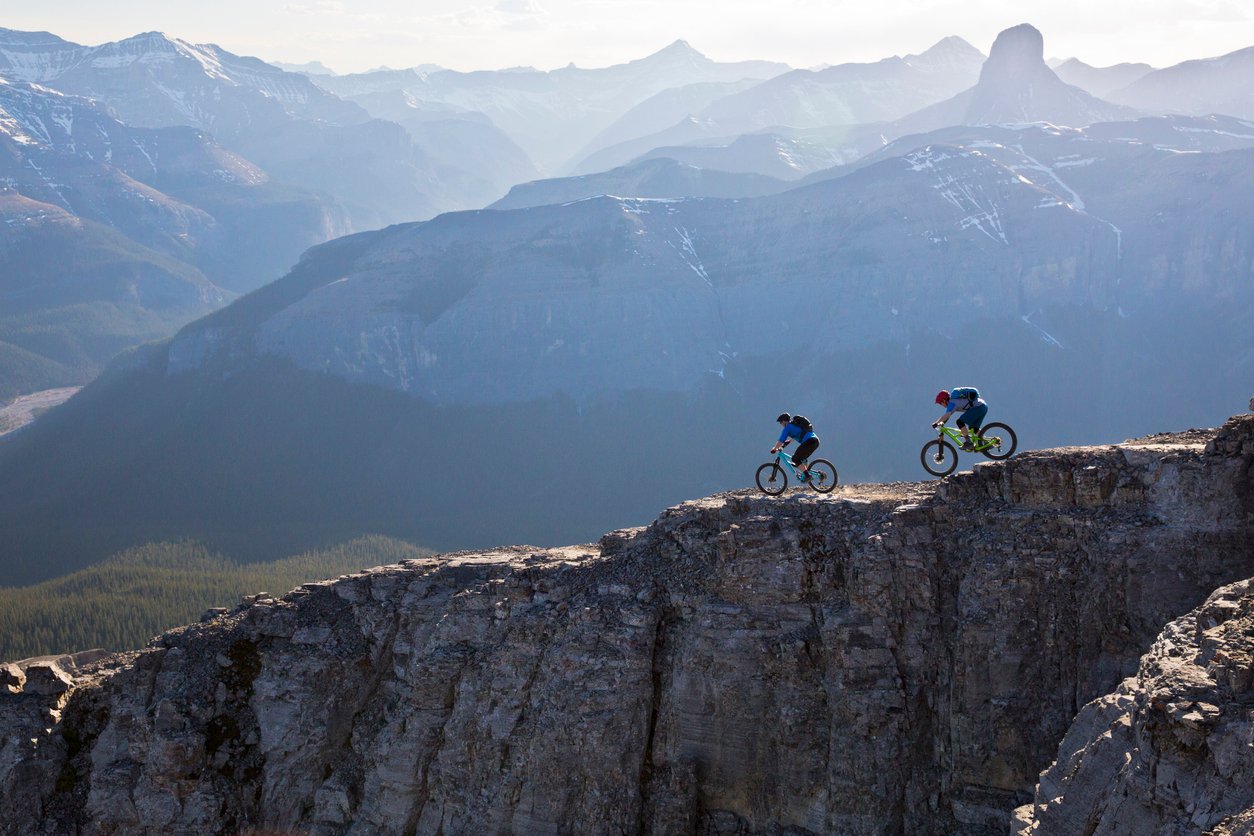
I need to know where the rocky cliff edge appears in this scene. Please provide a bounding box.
[2,412,1253,834]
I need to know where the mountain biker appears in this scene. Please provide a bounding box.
[933,388,986,451]
[771,413,820,481]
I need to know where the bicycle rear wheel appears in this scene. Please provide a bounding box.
[978,422,1018,460]
[806,459,838,493]
[921,439,959,477]
[756,462,787,495]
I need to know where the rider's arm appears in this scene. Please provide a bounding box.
[771,426,791,452]
[933,411,949,427]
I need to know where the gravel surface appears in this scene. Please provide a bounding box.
[0,387,80,436]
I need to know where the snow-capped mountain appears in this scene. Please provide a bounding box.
[0,76,347,287]
[1109,45,1254,120]
[0,29,365,130]
[0,28,85,83]
[0,28,453,227]
[830,114,1254,319]
[0,76,352,397]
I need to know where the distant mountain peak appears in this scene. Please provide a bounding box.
[123,30,178,47]
[661,39,697,53]
[642,39,709,63]
[907,35,986,71]
[983,23,1046,77]
[0,27,71,46]
[959,23,1134,127]
[922,35,982,56]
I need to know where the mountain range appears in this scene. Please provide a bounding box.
[3,22,1254,583]
[0,27,532,227]
[0,26,1017,400]
[1052,57,1155,98]
[4,119,1252,582]
[1110,45,1254,119]
[0,76,346,398]
[567,37,984,175]
[311,40,790,173]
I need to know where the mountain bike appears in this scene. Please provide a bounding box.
[755,446,838,495]
[920,422,1018,477]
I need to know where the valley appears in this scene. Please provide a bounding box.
[0,385,78,436]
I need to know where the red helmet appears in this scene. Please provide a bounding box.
[935,390,950,405]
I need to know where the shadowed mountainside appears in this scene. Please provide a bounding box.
[1,126,1252,582]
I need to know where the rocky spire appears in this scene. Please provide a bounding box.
[964,23,1134,125]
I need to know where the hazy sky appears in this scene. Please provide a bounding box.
[6,0,1252,73]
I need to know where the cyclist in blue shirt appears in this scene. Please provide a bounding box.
[933,388,987,451]
[770,413,820,481]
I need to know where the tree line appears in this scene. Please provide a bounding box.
[0,536,430,661]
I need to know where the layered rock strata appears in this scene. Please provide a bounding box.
[1016,416,1254,834]
[1015,578,1254,834]
[2,414,1252,834]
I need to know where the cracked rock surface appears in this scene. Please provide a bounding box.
[2,414,1252,834]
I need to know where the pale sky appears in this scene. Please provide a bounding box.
[5,0,1252,73]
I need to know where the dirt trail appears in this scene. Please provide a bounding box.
[0,387,81,436]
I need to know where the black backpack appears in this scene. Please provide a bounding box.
[790,415,813,433]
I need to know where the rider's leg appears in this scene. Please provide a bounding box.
[956,418,971,446]
[958,405,987,449]
[795,438,819,476]
[964,405,988,444]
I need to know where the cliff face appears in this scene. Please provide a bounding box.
[1016,416,1254,835]
[3,414,1253,834]
[1015,577,1254,835]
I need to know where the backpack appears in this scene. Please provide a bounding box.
[950,387,980,408]
[789,414,813,433]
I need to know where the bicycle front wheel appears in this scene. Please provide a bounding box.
[806,459,838,493]
[978,422,1018,460]
[921,439,959,477]
[756,462,787,495]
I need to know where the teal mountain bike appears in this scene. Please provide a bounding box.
[756,446,838,495]
[921,422,1018,477]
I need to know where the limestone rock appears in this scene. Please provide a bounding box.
[0,664,23,694]
[1017,576,1254,834]
[21,663,72,696]
[1,414,1252,834]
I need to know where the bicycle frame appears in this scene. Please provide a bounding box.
[936,423,995,452]
[771,449,809,480]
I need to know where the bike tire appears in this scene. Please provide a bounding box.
[756,462,787,495]
[921,439,959,477]
[807,459,838,493]
[978,422,1018,460]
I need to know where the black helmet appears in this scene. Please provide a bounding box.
[776,413,791,423]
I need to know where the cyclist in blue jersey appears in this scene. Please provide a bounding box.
[933,388,987,451]
[770,412,820,481]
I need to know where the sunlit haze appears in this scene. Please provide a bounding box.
[6,0,1253,72]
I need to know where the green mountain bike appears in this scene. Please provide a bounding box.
[920,422,1018,477]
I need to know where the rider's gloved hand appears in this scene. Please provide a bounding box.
[931,421,940,428]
